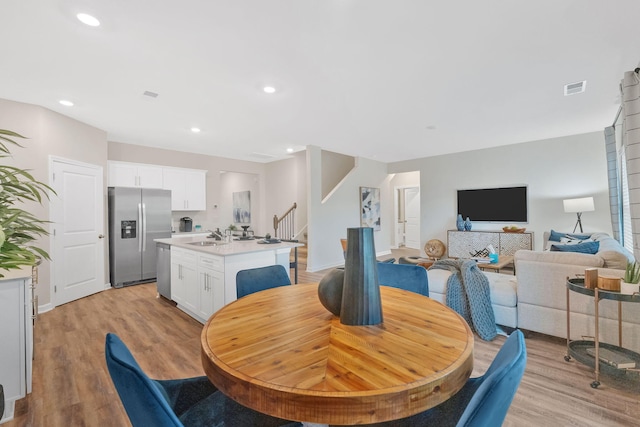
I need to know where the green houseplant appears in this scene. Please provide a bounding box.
[0,129,53,277]
[621,260,640,295]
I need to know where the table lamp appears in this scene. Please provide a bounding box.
[563,197,595,233]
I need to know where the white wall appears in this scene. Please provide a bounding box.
[264,152,308,239]
[108,142,268,233]
[306,146,391,271]
[219,172,261,232]
[0,98,108,307]
[389,131,612,252]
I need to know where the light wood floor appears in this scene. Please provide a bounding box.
[6,250,640,426]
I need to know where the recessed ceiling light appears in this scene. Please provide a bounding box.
[263,86,276,94]
[59,100,74,107]
[286,148,294,153]
[77,13,100,27]
[191,127,201,133]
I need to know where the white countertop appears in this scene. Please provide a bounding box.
[0,265,33,281]
[155,236,303,256]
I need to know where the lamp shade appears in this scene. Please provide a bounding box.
[563,197,595,213]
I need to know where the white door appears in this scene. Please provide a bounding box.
[404,187,421,250]
[50,158,105,306]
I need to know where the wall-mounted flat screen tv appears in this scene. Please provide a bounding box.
[457,186,528,223]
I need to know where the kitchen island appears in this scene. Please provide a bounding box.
[154,236,303,323]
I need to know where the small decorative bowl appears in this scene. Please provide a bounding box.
[503,227,526,233]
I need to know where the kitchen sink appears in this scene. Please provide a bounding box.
[188,241,221,246]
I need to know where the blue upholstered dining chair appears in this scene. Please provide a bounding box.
[354,330,527,427]
[105,333,300,427]
[236,264,291,299]
[377,262,429,296]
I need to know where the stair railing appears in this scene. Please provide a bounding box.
[273,202,297,240]
[273,203,299,283]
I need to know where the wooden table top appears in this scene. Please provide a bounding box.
[201,283,474,425]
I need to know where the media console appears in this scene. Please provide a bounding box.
[447,230,534,258]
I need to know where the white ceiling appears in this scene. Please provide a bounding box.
[1,1,639,163]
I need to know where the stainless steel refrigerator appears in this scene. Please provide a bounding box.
[108,187,172,288]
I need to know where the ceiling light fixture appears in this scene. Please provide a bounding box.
[286,148,294,153]
[77,13,100,27]
[191,127,201,133]
[263,86,276,94]
[59,100,74,107]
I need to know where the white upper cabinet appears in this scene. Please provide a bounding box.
[163,167,207,211]
[108,161,164,188]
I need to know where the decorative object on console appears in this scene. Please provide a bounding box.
[502,226,526,233]
[456,214,465,231]
[425,239,446,260]
[584,268,599,290]
[621,261,640,295]
[563,196,595,233]
[464,217,472,231]
[340,227,383,326]
[469,248,490,258]
[360,187,381,231]
[597,275,621,292]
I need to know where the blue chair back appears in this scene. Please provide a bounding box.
[236,264,291,299]
[457,330,527,426]
[377,262,429,296]
[105,333,183,427]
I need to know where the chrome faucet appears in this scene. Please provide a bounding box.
[208,228,224,240]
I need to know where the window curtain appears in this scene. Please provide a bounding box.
[621,68,640,259]
[604,125,620,241]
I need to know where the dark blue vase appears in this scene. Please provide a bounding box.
[340,227,383,326]
[456,214,464,231]
[464,217,472,231]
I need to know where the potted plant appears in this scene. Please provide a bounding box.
[0,129,53,277]
[621,261,640,295]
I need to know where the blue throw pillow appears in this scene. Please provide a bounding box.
[549,229,566,241]
[568,232,592,240]
[550,241,600,254]
[549,229,592,242]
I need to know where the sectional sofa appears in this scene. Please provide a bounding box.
[514,231,640,352]
[427,231,640,353]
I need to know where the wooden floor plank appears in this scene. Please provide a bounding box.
[4,251,640,426]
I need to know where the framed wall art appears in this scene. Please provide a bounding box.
[233,190,251,223]
[360,186,381,231]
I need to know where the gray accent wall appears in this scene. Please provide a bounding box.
[389,131,613,252]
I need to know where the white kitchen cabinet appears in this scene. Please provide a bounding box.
[170,247,197,309]
[163,167,207,211]
[0,270,33,424]
[197,254,225,321]
[167,243,294,324]
[108,161,164,188]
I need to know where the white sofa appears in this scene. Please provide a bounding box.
[427,269,518,328]
[514,232,640,352]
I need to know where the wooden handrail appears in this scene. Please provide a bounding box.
[273,202,297,239]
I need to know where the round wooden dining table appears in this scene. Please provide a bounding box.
[201,283,474,425]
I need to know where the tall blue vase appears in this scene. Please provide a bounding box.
[464,217,472,231]
[456,214,465,231]
[340,227,383,326]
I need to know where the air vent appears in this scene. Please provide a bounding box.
[564,81,586,96]
[250,152,277,159]
[143,91,159,98]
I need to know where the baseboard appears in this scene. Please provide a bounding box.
[38,302,54,314]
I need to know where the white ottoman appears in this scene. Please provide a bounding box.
[427,269,518,328]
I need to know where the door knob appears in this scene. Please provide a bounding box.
[98,234,105,239]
